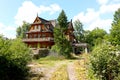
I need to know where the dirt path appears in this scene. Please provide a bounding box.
[67,62,78,80]
[40,64,62,80]
[40,61,68,80]
[29,57,88,80]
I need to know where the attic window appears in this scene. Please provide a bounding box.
[36,19,39,22]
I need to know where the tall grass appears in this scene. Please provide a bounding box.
[50,64,69,80]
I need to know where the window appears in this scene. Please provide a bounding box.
[34,34,37,38]
[38,34,41,38]
[34,25,37,30]
[29,35,32,38]
[38,25,41,31]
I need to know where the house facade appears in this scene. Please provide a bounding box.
[23,15,76,49]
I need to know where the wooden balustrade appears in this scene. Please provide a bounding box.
[23,37,54,42]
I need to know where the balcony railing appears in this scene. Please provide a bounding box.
[23,37,54,42]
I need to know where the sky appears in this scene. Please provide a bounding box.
[0,0,120,38]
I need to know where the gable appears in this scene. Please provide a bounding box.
[33,17,41,23]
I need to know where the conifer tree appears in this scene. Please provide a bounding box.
[52,10,72,58]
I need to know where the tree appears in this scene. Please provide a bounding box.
[16,21,30,38]
[109,8,120,45]
[0,36,32,80]
[52,10,72,58]
[57,10,68,29]
[85,27,107,50]
[89,43,120,80]
[73,19,84,42]
[52,27,72,57]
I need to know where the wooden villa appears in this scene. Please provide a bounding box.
[22,15,76,49]
[22,15,88,54]
[22,15,55,49]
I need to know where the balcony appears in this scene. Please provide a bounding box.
[23,37,54,42]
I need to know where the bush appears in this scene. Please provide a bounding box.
[0,37,32,80]
[33,49,49,59]
[89,44,120,80]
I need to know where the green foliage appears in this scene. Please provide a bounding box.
[9,38,32,61]
[112,8,120,25]
[52,10,72,58]
[52,27,72,58]
[16,21,30,38]
[73,19,84,42]
[0,36,32,80]
[39,56,65,61]
[89,44,120,80]
[85,27,107,50]
[110,8,120,45]
[57,10,68,29]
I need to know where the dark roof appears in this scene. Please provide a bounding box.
[33,16,49,24]
[38,17,49,23]
[68,20,74,30]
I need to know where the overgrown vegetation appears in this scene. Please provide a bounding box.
[0,36,32,80]
[89,44,120,80]
[85,27,107,51]
[74,54,89,80]
[50,64,68,80]
[88,8,120,80]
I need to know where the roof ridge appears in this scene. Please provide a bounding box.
[38,17,49,22]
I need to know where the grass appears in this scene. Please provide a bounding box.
[29,54,87,80]
[74,60,87,80]
[39,55,65,61]
[50,64,69,80]
[32,56,66,67]
[74,53,89,80]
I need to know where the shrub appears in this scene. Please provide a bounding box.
[33,49,49,59]
[0,37,32,80]
[89,44,120,80]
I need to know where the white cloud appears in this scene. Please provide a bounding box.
[100,3,120,14]
[97,0,109,5]
[87,19,112,32]
[15,1,61,26]
[73,8,99,24]
[39,4,61,15]
[0,22,16,39]
[73,0,120,32]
